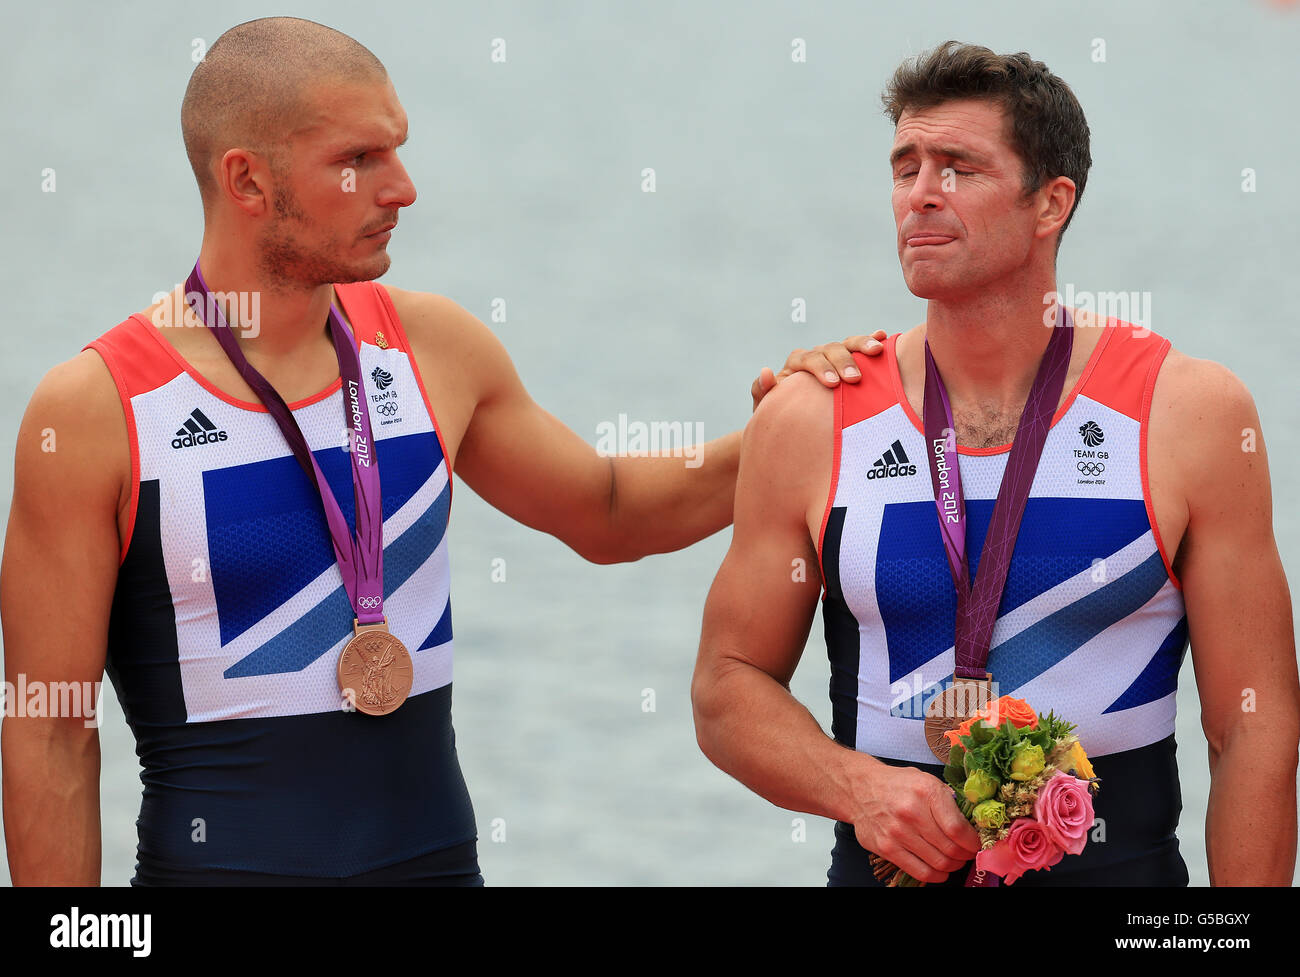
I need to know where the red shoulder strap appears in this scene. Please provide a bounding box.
[82,315,185,399]
[1078,320,1171,422]
[335,281,406,352]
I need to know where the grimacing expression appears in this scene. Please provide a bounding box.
[889,98,1044,300]
[255,77,417,289]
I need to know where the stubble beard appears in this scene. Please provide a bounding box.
[256,183,389,292]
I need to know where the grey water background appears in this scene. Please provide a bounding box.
[1,0,1297,885]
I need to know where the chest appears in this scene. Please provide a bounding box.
[896,352,1188,576]
[948,406,1026,451]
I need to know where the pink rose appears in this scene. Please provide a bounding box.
[975,818,1064,884]
[1035,772,1095,856]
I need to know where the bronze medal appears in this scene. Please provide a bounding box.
[338,619,413,716]
[923,673,994,764]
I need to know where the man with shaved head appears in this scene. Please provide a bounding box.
[1,17,881,885]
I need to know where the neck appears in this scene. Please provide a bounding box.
[195,236,336,360]
[922,274,1062,410]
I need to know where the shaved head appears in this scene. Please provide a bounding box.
[181,17,387,211]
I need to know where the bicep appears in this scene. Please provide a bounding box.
[436,304,614,554]
[696,375,831,688]
[1176,365,1299,753]
[698,523,822,691]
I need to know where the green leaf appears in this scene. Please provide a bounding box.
[1026,729,1052,751]
[944,743,971,788]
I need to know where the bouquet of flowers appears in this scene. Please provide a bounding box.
[870,695,1100,887]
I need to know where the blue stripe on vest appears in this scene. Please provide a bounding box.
[878,497,1152,684]
[419,599,454,652]
[1103,615,1189,713]
[204,430,444,646]
[224,478,450,677]
[892,548,1172,718]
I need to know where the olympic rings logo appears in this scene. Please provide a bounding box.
[357,596,382,609]
[1077,462,1105,476]
[378,402,398,416]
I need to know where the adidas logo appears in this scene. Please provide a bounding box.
[171,408,229,449]
[867,439,917,480]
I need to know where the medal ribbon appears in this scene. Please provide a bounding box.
[922,306,1073,680]
[184,262,386,625]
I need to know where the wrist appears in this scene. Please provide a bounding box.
[828,745,884,825]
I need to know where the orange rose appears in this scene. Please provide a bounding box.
[983,696,1038,730]
[943,715,978,747]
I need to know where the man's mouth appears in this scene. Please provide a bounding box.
[905,234,956,247]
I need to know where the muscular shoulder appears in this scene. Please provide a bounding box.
[15,349,128,520]
[379,284,513,397]
[380,286,498,357]
[740,371,835,527]
[1154,349,1257,433]
[1151,348,1264,498]
[748,370,834,443]
[25,350,125,448]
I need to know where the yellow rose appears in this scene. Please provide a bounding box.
[1068,741,1095,781]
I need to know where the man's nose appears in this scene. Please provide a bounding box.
[380,156,418,209]
[908,161,947,212]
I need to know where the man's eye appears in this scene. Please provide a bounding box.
[348,154,366,167]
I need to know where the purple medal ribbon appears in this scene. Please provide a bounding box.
[183,262,386,626]
[922,306,1073,681]
[922,306,1073,889]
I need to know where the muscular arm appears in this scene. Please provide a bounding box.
[1,352,124,884]
[390,287,876,565]
[690,371,979,882]
[690,373,852,812]
[1167,358,1299,885]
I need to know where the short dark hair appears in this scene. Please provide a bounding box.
[181,17,387,213]
[882,41,1092,245]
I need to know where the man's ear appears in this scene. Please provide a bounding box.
[216,147,273,217]
[1034,175,1076,242]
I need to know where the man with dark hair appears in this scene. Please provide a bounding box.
[0,16,881,885]
[692,41,1298,885]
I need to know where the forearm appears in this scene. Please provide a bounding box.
[693,659,878,825]
[1205,726,1298,885]
[606,430,741,560]
[2,718,102,884]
